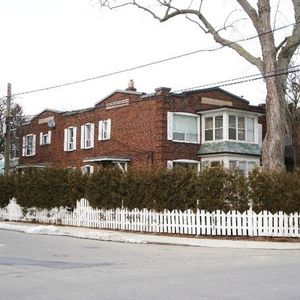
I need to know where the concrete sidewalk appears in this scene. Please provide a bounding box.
[0,221,300,250]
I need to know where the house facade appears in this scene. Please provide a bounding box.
[19,83,265,174]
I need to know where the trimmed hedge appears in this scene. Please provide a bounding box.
[85,167,124,209]
[249,169,300,213]
[7,168,86,209]
[0,174,15,208]
[1,167,300,212]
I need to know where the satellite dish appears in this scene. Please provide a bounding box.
[47,119,56,128]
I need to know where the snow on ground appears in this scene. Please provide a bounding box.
[0,222,146,244]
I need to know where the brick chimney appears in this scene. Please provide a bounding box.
[155,87,171,96]
[126,79,137,92]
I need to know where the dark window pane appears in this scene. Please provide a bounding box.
[215,116,223,128]
[229,128,236,140]
[229,115,236,127]
[238,117,245,129]
[205,129,213,141]
[215,128,223,140]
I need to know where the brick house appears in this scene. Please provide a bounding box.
[19,82,265,174]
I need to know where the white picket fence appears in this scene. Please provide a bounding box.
[0,198,300,237]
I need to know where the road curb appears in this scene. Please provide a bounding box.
[1,221,300,250]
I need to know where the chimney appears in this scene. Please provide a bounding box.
[155,87,171,96]
[126,79,136,91]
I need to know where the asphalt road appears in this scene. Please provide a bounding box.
[0,229,300,300]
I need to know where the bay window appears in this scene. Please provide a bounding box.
[228,115,255,142]
[204,115,223,141]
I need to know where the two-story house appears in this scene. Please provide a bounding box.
[19,82,265,174]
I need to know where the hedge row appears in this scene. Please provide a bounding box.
[1,167,300,213]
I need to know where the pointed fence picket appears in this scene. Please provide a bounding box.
[1,198,300,238]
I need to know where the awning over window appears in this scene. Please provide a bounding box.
[83,156,130,163]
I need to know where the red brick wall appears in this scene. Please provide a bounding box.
[20,89,264,170]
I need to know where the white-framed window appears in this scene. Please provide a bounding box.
[258,123,263,145]
[228,115,255,142]
[167,112,200,143]
[39,131,51,145]
[204,115,223,142]
[167,159,201,171]
[81,165,94,174]
[64,126,77,151]
[81,123,94,149]
[229,160,257,175]
[22,134,36,156]
[98,119,111,141]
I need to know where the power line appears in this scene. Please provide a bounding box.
[12,20,300,97]
[173,64,300,94]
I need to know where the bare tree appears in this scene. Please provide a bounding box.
[0,98,25,159]
[99,0,300,171]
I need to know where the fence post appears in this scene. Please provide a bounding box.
[248,207,254,237]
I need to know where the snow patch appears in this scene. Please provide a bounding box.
[0,222,145,244]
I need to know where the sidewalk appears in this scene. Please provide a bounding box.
[0,221,300,250]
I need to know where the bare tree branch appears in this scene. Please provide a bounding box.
[278,0,300,67]
[98,0,300,170]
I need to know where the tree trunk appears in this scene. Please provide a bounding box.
[262,76,286,171]
[258,0,286,172]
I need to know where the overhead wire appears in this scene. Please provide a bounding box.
[11,20,300,98]
[173,64,300,94]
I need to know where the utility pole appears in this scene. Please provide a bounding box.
[4,83,11,176]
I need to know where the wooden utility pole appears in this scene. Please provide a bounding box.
[4,83,11,176]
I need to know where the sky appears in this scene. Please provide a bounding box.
[0,0,295,116]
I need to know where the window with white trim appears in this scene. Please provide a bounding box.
[99,119,111,141]
[204,115,223,141]
[64,126,77,151]
[167,112,200,143]
[229,115,255,142]
[22,134,36,156]
[229,160,257,175]
[81,165,94,174]
[39,131,51,145]
[81,123,94,149]
[167,159,201,171]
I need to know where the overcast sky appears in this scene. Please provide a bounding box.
[0,0,295,115]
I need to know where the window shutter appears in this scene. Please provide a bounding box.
[32,135,36,155]
[98,121,103,141]
[64,129,68,151]
[107,119,111,140]
[167,112,173,140]
[80,125,85,149]
[167,160,173,169]
[90,123,95,147]
[90,165,94,174]
[48,131,51,144]
[39,132,43,145]
[258,124,262,145]
[73,127,77,150]
[22,136,26,156]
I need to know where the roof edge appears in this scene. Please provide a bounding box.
[94,89,144,106]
